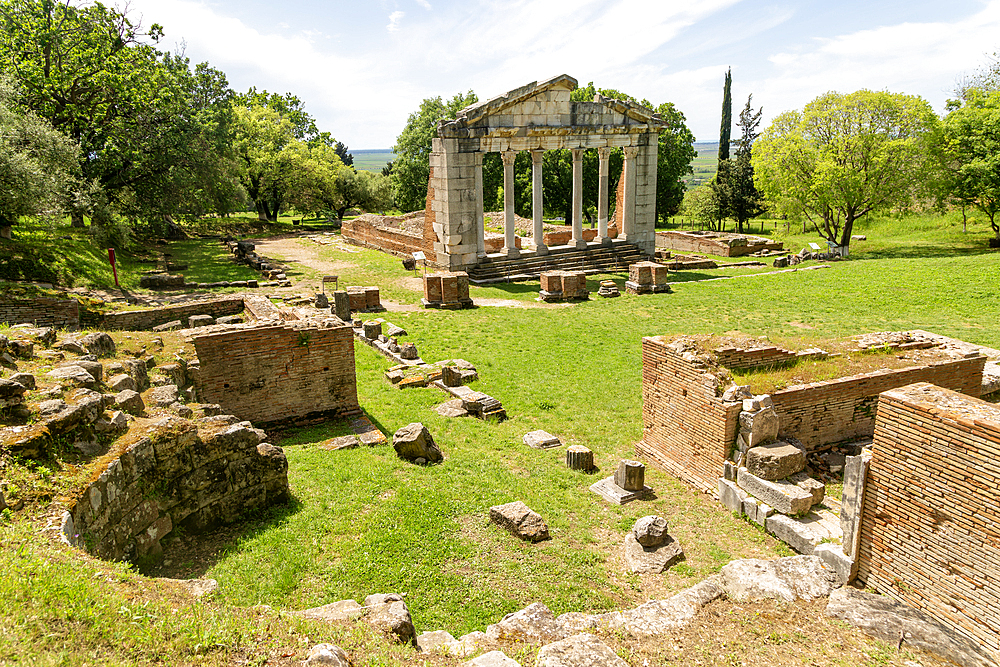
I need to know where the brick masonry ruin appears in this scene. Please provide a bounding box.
[62,416,289,562]
[637,335,986,494]
[0,296,80,329]
[655,230,783,257]
[189,319,360,425]
[855,382,1000,657]
[344,74,664,271]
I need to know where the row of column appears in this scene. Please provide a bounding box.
[472,145,640,259]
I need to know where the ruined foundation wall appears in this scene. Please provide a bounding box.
[769,356,985,451]
[856,383,1000,657]
[101,296,245,331]
[0,297,80,329]
[64,417,288,561]
[637,336,742,493]
[654,231,783,257]
[191,320,360,425]
[341,216,438,265]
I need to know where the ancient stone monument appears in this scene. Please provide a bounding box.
[539,270,589,302]
[590,459,651,504]
[422,271,474,309]
[425,74,665,270]
[625,261,671,295]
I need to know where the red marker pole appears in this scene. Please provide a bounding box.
[108,248,120,288]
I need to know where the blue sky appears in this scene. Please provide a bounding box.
[130,0,1000,149]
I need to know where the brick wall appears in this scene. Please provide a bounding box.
[654,231,783,257]
[101,296,244,331]
[0,297,79,329]
[856,383,1000,658]
[637,336,742,493]
[341,216,439,266]
[65,416,288,562]
[715,345,799,370]
[191,320,360,425]
[770,356,985,451]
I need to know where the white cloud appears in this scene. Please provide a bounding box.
[387,11,405,32]
[415,0,432,9]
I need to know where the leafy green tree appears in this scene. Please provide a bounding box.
[0,76,78,238]
[655,102,697,220]
[681,185,725,230]
[392,91,477,211]
[752,89,938,253]
[715,95,765,232]
[938,88,1000,242]
[719,68,732,161]
[231,103,297,221]
[334,141,354,168]
[234,88,326,145]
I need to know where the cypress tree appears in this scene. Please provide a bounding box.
[719,68,732,161]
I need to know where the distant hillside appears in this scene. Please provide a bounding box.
[684,141,719,187]
[351,149,396,173]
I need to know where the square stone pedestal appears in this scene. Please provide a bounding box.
[589,476,651,505]
[422,272,474,309]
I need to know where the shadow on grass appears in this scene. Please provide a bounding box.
[142,495,305,579]
[853,244,998,261]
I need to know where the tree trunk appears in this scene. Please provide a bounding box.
[71,211,85,228]
[1,224,11,239]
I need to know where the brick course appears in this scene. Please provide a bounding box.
[0,297,80,329]
[856,383,1000,658]
[102,296,244,331]
[191,320,360,425]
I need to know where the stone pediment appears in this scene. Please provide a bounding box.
[438,74,665,140]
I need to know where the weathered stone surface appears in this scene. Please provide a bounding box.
[718,478,748,515]
[450,631,488,658]
[188,314,215,328]
[0,377,26,401]
[486,602,566,643]
[623,533,684,574]
[162,578,218,598]
[400,342,419,360]
[789,472,825,506]
[595,576,725,637]
[139,273,184,289]
[814,543,853,584]
[68,360,103,383]
[840,450,871,559]
[152,320,182,332]
[633,515,668,547]
[80,332,116,357]
[536,633,629,667]
[745,441,806,480]
[441,364,463,387]
[8,339,33,359]
[827,587,994,667]
[435,398,469,418]
[737,467,813,515]
[565,445,594,471]
[739,406,779,448]
[115,389,145,415]
[295,599,364,622]
[392,422,443,463]
[720,556,840,603]
[47,365,97,389]
[614,460,645,492]
[765,513,821,555]
[362,593,415,644]
[54,337,86,354]
[523,430,561,450]
[589,476,649,505]
[148,385,180,407]
[107,373,136,392]
[304,643,350,667]
[722,384,753,402]
[416,630,456,653]
[9,373,35,390]
[490,501,549,542]
[467,651,521,667]
[37,398,66,416]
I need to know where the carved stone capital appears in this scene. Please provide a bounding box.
[623,145,639,160]
[501,151,517,167]
[597,146,612,161]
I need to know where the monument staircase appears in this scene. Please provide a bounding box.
[466,239,647,285]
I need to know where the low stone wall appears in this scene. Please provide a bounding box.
[341,214,439,265]
[101,296,245,331]
[654,230,783,257]
[190,319,360,425]
[0,297,80,329]
[63,416,289,561]
[714,345,800,370]
[637,336,742,494]
[638,335,987,492]
[769,356,985,452]
[856,383,1000,658]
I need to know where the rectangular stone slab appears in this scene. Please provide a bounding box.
[737,467,813,515]
[589,476,651,505]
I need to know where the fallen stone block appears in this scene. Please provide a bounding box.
[416,629,456,653]
[363,593,415,644]
[294,599,364,622]
[719,478,747,515]
[392,422,443,463]
[745,441,806,480]
[737,467,813,515]
[814,543,853,584]
[80,332,116,357]
[152,320,182,332]
[467,651,521,667]
[536,633,629,667]
[827,587,994,667]
[565,445,594,471]
[765,513,822,555]
[789,472,825,506]
[523,430,561,450]
[589,476,650,505]
[489,501,549,543]
[622,532,684,574]
[304,643,349,667]
[721,555,839,603]
[485,602,565,643]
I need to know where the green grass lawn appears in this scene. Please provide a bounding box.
[1,209,997,666]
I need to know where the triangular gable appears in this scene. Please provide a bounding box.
[457,74,578,125]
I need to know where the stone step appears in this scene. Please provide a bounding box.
[468,242,648,284]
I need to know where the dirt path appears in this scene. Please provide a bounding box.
[253,234,359,276]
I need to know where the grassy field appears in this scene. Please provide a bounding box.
[1,210,997,666]
[352,149,396,173]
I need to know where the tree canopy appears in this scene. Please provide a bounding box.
[938,88,1000,240]
[752,89,938,251]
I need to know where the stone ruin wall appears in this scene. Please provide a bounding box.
[638,336,742,494]
[638,336,987,492]
[654,231,784,257]
[63,416,289,562]
[341,211,440,266]
[190,320,360,425]
[101,295,246,331]
[0,297,80,329]
[856,383,1000,658]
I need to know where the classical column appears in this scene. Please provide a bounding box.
[474,152,486,257]
[622,145,639,241]
[531,149,547,256]
[597,146,611,246]
[502,150,519,258]
[570,148,586,249]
